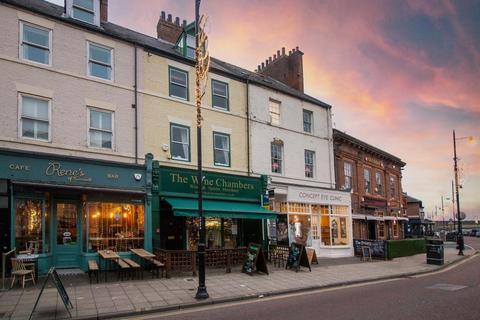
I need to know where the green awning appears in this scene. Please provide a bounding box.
[163,197,276,220]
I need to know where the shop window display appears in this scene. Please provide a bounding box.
[15,199,43,253]
[87,202,144,252]
[186,217,237,249]
[288,214,311,246]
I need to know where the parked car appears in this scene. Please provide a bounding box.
[468,229,478,236]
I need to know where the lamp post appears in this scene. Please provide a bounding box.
[451,180,456,231]
[452,130,474,256]
[441,195,450,231]
[194,0,210,299]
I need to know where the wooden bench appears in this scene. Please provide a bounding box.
[149,259,165,278]
[123,258,142,279]
[88,260,99,283]
[115,259,131,281]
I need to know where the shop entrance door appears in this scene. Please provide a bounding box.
[55,202,81,268]
[368,221,376,240]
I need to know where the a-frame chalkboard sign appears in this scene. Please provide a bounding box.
[306,248,319,265]
[285,242,311,272]
[29,267,73,320]
[242,243,269,275]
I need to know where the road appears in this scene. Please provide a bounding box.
[128,237,480,320]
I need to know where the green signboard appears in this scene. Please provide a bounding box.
[0,149,146,191]
[157,166,263,202]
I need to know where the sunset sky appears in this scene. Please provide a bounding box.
[49,0,480,221]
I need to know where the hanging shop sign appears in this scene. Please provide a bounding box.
[157,166,264,202]
[287,186,350,206]
[0,150,146,191]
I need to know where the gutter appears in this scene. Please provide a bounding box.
[246,77,251,176]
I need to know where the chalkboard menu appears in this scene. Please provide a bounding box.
[353,239,387,260]
[29,267,73,320]
[242,243,269,275]
[285,243,311,272]
[306,248,318,265]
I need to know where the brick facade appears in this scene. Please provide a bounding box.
[156,11,186,44]
[333,129,407,240]
[257,47,304,92]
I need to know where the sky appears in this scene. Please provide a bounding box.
[47,0,479,221]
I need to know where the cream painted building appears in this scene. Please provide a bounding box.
[0,0,142,163]
[142,52,249,175]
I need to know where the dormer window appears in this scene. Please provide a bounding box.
[67,0,100,25]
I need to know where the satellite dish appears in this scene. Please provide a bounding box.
[459,212,466,220]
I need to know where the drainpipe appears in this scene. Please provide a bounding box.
[327,109,334,188]
[246,78,251,176]
[132,45,139,164]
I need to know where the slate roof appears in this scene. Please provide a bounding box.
[2,0,331,109]
[333,128,406,166]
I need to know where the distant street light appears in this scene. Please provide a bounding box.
[452,130,475,256]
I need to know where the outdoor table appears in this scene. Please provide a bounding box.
[130,249,156,275]
[16,253,39,281]
[98,250,120,282]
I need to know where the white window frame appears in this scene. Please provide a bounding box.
[344,161,353,191]
[269,99,281,125]
[211,80,229,111]
[87,107,114,150]
[87,41,114,81]
[66,0,100,26]
[18,93,52,142]
[19,21,52,66]
[375,171,383,195]
[169,67,189,101]
[303,109,313,133]
[304,149,315,178]
[364,168,371,194]
[213,132,230,167]
[271,141,283,174]
[170,124,190,161]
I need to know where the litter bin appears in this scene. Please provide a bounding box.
[426,239,444,265]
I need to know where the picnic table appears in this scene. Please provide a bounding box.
[130,248,155,259]
[98,250,120,282]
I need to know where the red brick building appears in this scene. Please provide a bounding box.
[333,129,408,240]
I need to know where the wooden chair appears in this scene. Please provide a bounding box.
[10,258,35,289]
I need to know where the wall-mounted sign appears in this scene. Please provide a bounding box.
[287,186,351,206]
[156,166,262,202]
[0,150,146,191]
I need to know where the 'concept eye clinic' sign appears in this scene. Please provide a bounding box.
[158,166,262,201]
[0,151,146,190]
[287,186,351,206]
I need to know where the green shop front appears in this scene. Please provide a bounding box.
[0,149,153,274]
[152,165,275,251]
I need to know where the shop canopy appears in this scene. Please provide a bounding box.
[163,197,277,220]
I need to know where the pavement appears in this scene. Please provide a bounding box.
[0,242,477,320]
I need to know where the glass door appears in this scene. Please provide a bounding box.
[54,202,81,268]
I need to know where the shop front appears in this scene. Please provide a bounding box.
[0,149,152,274]
[152,165,276,251]
[269,185,353,258]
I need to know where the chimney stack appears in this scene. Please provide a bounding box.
[100,0,108,22]
[256,46,304,92]
[157,11,186,43]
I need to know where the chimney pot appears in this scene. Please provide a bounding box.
[289,50,292,55]
[266,59,269,65]
[269,56,272,62]
[277,50,281,57]
[175,17,180,25]
[258,65,261,71]
[273,54,277,60]
[261,62,265,68]
[282,47,285,55]
[167,14,172,22]
[183,19,187,27]
[296,46,299,51]
[100,0,108,22]
[161,11,166,20]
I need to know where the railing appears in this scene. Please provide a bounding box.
[1,248,16,291]
[268,244,290,267]
[154,247,247,278]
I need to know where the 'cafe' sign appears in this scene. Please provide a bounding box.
[287,186,351,206]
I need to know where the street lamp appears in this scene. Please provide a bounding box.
[441,195,450,231]
[452,130,474,256]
